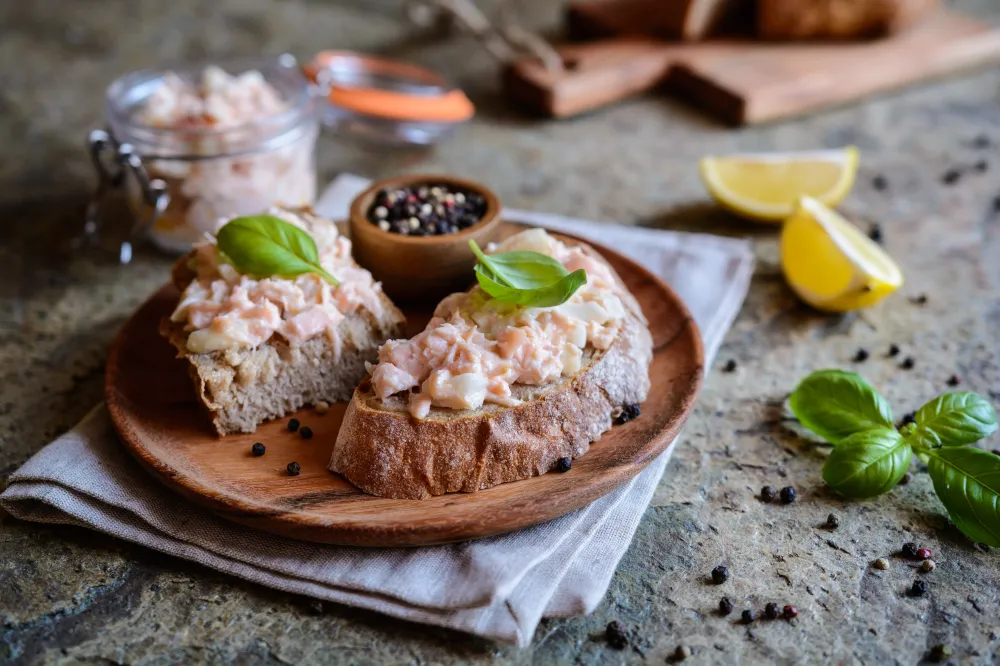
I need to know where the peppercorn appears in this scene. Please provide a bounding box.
[624,403,641,420]
[826,513,840,529]
[853,348,870,363]
[942,168,963,185]
[251,442,266,457]
[780,486,797,504]
[614,410,631,425]
[605,620,628,649]
[723,359,738,373]
[921,559,936,572]
[711,565,729,585]
[900,357,916,370]
[782,605,799,620]
[909,294,928,305]
[916,548,932,560]
[556,457,572,473]
[367,183,487,236]
[299,426,313,440]
[287,418,300,432]
[764,602,779,619]
[900,412,916,428]
[868,224,883,244]
[872,175,888,191]
[902,542,919,559]
[874,558,890,570]
[287,461,301,476]
[909,580,929,597]
[741,609,754,624]
[888,343,901,357]
[929,644,953,662]
[975,160,989,173]
[899,472,913,485]
[760,486,778,503]
[719,597,734,615]
[315,400,330,415]
[673,645,692,661]
[946,374,961,387]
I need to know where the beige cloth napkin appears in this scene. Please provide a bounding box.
[0,174,753,647]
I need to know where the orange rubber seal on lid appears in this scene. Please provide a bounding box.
[304,51,474,124]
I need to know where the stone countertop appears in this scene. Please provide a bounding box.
[2,1,1000,663]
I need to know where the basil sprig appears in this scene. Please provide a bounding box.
[215,214,339,285]
[469,240,587,308]
[789,369,1000,546]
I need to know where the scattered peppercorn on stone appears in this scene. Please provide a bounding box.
[929,644,953,662]
[741,609,754,624]
[251,442,265,457]
[711,565,729,585]
[673,645,692,661]
[916,548,932,560]
[782,605,799,620]
[764,602,779,619]
[287,418,300,432]
[605,620,628,649]
[719,597,734,615]
[760,486,777,502]
[921,559,936,573]
[902,542,919,559]
[556,457,572,473]
[300,426,313,440]
[780,486,797,504]
[826,513,839,529]
[909,580,929,597]
[874,558,890,570]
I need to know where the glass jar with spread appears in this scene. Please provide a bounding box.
[94,55,318,254]
[86,52,474,261]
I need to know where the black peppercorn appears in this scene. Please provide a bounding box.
[872,175,888,191]
[287,418,300,432]
[909,580,929,597]
[723,359,738,373]
[946,374,961,387]
[909,294,928,305]
[741,609,754,624]
[624,403,641,420]
[826,513,840,529]
[760,486,778,503]
[942,169,962,185]
[764,602,779,619]
[902,542,919,559]
[899,472,913,485]
[719,597,734,615]
[888,343,901,357]
[605,620,628,649]
[556,457,572,473]
[780,486,797,504]
[868,224,883,244]
[614,410,631,425]
[900,412,916,428]
[900,357,916,370]
[929,644,953,662]
[975,160,989,173]
[287,461,301,476]
[299,426,313,440]
[711,565,729,585]
[853,348,870,363]
[251,442,266,457]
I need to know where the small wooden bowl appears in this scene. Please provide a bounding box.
[348,174,502,303]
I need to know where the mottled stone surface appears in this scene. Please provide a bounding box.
[3,0,1000,664]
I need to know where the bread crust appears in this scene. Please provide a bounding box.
[757,0,939,40]
[329,244,654,499]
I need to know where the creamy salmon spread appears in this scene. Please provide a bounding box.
[369,229,626,418]
[170,208,384,354]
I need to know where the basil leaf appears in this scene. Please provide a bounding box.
[909,392,998,449]
[215,215,339,285]
[469,240,587,307]
[788,370,894,444]
[475,265,588,308]
[926,446,1000,547]
[822,428,912,498]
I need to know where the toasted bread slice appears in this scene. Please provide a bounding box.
[329,242,653,499]
[162,216,405,436]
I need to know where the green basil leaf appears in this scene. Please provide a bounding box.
[822,428,911,498]
[926,446,1000,547]
[474,265,588,308]
[469,240,587,307]
[788,370,894,444]
[909,392,998,449]
[215,215,339,285]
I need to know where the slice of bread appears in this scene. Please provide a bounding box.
[757,0,939,40]
[161,219,405,436]
[329,241,653,499]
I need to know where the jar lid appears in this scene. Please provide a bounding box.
[302,51,474,145]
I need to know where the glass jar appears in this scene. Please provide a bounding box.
[92,55,319,254]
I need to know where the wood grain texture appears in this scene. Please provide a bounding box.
[105,223,704,547]
[505,11,1000,124]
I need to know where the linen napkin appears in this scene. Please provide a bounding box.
[0,174,754,647]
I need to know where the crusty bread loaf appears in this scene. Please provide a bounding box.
[758,0,939,40]
[163,255,405,436]
[568,0,752,41]
[329,244,653,500]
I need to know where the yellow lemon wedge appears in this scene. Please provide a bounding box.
[700,147,859,222]
[781,197,903,312]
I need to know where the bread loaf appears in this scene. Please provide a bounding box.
[758,0,939,40]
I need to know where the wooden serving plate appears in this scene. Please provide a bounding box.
[105,224,704,547]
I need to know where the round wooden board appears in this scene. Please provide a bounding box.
[106,224,704,547]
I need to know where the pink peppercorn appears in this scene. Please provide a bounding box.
[916,548,932,560]
[783,605,799,620]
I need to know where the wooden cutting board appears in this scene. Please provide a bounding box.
[105,224,704,547]
[504,11,1000,124]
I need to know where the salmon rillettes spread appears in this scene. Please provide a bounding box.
[170,208,385,354]
[368,229,627,418]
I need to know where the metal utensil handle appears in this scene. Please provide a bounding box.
[85,129,170,264]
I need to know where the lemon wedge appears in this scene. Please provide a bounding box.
[700,147,859,222]
[781,197,903,312]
